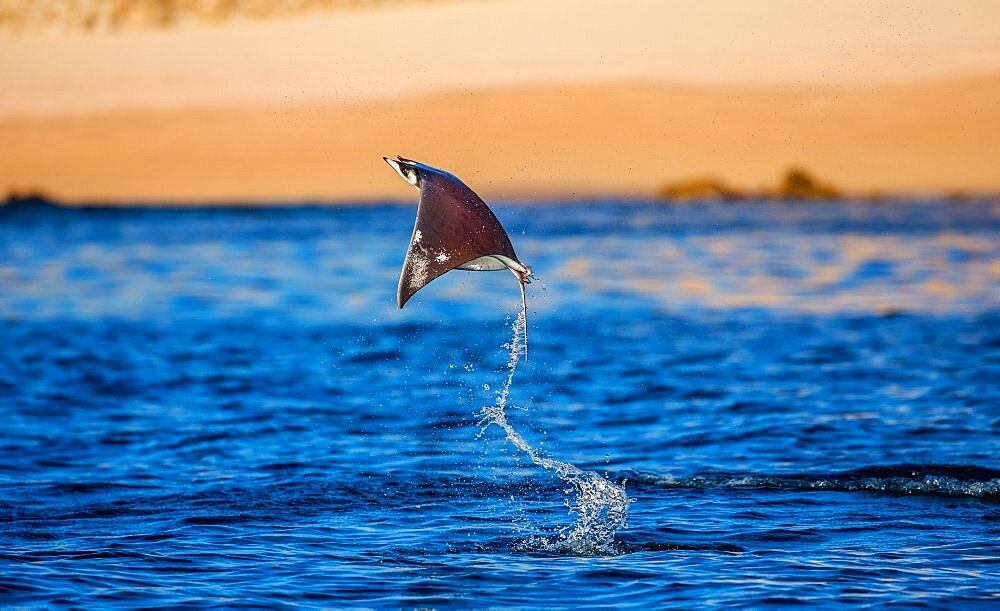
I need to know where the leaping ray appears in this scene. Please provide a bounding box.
[384,155,532,353]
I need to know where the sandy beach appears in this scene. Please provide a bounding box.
[2,0,999,203]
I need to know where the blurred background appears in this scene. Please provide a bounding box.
[2,0,999,203]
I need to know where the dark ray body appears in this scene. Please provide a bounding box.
[384,156,531,308]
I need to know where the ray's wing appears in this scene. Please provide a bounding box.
[397,170,519,308]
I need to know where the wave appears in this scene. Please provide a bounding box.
[623,464,1000,499]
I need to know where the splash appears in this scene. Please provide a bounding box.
[479,309,630,555]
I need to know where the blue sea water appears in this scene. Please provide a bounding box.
[0,199,998,607]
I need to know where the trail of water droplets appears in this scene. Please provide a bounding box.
[479,310,631,555]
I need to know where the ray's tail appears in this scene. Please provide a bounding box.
[511,265,532,362]
[519,279,529,361]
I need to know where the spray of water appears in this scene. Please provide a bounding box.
[478,309,631,554]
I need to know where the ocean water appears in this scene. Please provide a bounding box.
[1,199,998,606]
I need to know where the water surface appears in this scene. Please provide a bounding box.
[1,200,998,606]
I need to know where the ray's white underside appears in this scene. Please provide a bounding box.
[457,255,528,274]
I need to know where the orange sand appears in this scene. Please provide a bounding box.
[2,77,999,203]
[2,0,999,202]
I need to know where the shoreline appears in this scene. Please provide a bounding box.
[5,191,997,210]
